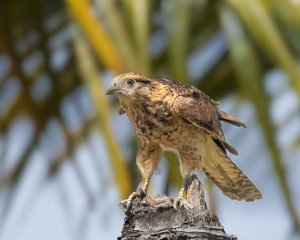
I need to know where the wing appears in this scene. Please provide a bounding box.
[171,86,238,155]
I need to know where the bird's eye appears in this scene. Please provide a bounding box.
[126,78,135,86]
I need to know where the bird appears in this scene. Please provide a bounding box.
[105,72,262,210]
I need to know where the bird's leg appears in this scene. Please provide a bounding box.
[121,172,153,211]
[173,175,192,209]
[121,142,160,212]
[139,171,152,194]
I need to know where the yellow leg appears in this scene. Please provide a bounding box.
[122,142,160,212]
[173,175,191,209]
[140,172,152,193]
[121,172,153,211]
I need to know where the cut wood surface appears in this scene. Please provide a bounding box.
[119,175,237,240]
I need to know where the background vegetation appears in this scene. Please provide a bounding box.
[0,0,300,239]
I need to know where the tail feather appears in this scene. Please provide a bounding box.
[218,109,246,128]
[204,147,262,201]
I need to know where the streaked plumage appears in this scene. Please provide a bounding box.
[105,72,262,208]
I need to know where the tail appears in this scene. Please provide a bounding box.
[218,109,246,128]
[204,143,262,201]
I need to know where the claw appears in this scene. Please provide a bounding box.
[120,188,146,212]
[173,195,193,210]
[173,190,185,209]
[120,172,153,212]
[173,184,193,210]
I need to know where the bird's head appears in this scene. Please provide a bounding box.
[105,72,153,100]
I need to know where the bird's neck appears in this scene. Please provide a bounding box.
[119,95,148,114]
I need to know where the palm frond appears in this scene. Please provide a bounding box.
[65,0,124,72]
[220,3,300,233]
[72,26,132,198]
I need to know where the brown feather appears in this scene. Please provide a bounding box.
[218,109,246,128]
[119,107,126,115]
[223,141,238,156]
[169,82,238,155]
[109,72,261,202]
[204,139,262,201]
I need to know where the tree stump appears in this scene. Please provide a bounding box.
[118,175,237,240]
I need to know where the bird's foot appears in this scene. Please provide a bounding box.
[173,191,193,210]
[120,188,146,212]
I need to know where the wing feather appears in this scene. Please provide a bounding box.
[172,89,223,136]
[217,109,246,128]
[170,86,238,155]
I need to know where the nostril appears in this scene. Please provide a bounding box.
[114,83,116,86]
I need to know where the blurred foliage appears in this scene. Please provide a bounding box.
[0,0,300,237]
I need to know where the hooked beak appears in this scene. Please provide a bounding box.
[105,84,119,95]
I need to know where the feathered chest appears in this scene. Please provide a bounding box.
[122,98,184,143]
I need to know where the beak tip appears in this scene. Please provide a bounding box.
[105,87,112,96]
[105,84,119,96]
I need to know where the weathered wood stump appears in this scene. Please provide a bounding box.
[119,175,237,240]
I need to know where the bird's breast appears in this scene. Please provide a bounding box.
[125,101,177,139]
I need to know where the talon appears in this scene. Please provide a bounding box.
[120,172,153,212]
[173,186,192,209]
[120,189,146,212]
[173,194,185,209]
[173,195,192,209]
[173,187,185,209]
[138,187,146,198]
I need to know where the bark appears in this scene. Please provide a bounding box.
[118,175,237,240]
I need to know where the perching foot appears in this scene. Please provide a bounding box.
[120,188,146,212]
[173,188,192,210]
